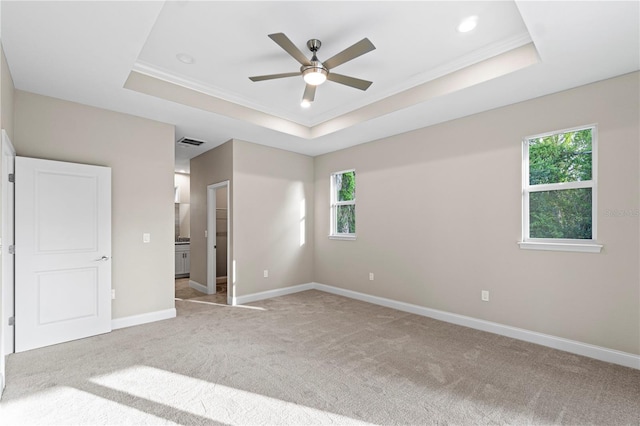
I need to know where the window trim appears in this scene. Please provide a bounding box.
[520,124,602,253]
[329,169,356,240]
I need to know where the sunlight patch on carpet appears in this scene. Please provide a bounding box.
[0,385,168,424]
[90,365,372,425]
[175,298,266,310]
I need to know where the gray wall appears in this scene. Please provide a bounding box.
[190,139,315,297]
[13,90,176,320]
[1,45,13,141]
[189,140,233,287]
[232,140,314,296]
[314,72,639,355]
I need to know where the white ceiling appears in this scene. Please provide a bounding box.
[2,1,638,173]
[136,1,530,125]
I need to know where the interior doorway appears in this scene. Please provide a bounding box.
[207,181,231,304]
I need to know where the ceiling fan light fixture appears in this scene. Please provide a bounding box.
[300,99,312,108]
[302,65,328,86]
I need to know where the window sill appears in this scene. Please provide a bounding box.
[518,241,603,253]
[329,234,357,241]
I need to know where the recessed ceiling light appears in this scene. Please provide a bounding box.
[457,16,478,33]
[176,53,195,64]
[300,99,311,108]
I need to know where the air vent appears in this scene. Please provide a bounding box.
[177,137,205,147]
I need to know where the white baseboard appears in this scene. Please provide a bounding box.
[189,280,208,294]
[111,308,177,330]
[312,283,639,370]
[234,283,315,305]
[216,276,227,284]
[232,281,639,369]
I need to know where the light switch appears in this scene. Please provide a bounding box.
[143,233,151,243]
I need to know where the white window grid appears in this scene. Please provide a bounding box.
[522,124,598,244]
[330,169,356,237]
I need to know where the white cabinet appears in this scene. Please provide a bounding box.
[175,243,190,277]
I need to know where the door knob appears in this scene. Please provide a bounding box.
[96,256,110,261]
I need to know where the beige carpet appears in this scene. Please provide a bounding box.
[175,277,228,305]
[1,290,639,425]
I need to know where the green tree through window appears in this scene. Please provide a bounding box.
[526,127,594,240]
[332,171,356,236]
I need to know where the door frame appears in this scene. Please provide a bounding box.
[1,130,16,393]
[207,181,231,304]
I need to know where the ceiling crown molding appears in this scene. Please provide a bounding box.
[132,60,305,125]
[310,32,534,125]
[125,43,539,140]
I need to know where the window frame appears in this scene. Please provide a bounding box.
[329,169,356,240]
[519,124,602,253]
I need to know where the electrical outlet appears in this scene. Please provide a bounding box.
[369,272,374,281]
[143,233,150,243]
[111,289,116,300]
[264,269,269,278]
[481,290,489,302]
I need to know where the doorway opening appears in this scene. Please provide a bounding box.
[207,181,231,305]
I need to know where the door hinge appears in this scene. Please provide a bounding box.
[8,173,14,183]
[8,245,15,254]
[8,316,14,326]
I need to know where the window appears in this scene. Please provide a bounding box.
[520,125,602,252]
[330,170,356,239]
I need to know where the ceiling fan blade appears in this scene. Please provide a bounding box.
[327,73,373,91]
[249,72,300,82]
[302,84,316,102]
[323,38,375,70]
[268,33,312,66]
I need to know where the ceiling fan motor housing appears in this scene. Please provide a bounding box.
[307,39,322,52]
[301,62,328,75]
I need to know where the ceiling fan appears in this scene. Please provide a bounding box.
[249,33,376,107]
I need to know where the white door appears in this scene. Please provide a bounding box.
[207,184,217,295]
[15,157,111,352]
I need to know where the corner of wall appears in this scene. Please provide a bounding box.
[232,140,315,296]
[189,139,234,287]
[1,42,15,142]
